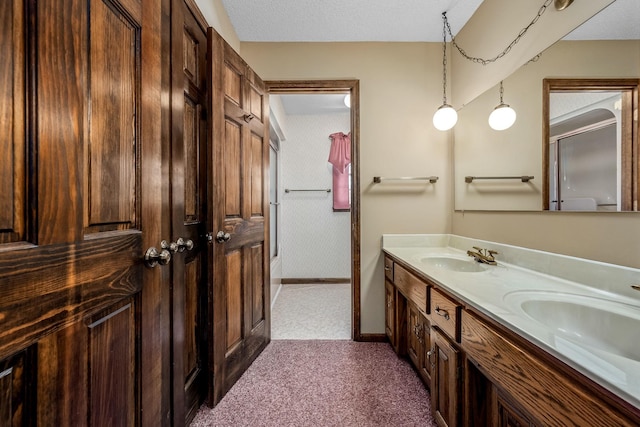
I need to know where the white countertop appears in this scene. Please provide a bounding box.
[382,234,640,410]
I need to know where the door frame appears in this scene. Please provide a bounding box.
[265,80,362,340]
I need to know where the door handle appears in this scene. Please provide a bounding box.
[144,247,171,268]
[215,231,231,243]
[161,237,195,254]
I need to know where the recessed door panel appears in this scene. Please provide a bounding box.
[87,0,139,231]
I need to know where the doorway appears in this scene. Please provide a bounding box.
[265,80,361,341]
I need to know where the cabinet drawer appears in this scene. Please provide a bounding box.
[384,256,394,281]
[430,288,461,342]
[393,264,427,313]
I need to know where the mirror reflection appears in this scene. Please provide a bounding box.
[453,0,639,212]
[543,79,639,212]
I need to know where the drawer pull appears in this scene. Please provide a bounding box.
[384,266,391,271]
[435,306,450,320]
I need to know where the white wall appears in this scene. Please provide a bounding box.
[281,113,351,279]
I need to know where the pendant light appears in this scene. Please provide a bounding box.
[488,81,516,131]
[432,12,457,131]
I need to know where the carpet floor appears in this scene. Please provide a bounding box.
[191,340,435,427]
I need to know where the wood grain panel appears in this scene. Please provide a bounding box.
[226,250,242,351]
[462,310,637,426]
[37,321,88,426]
[0,0,25,240]
[224,64,241,105]
[224,120,241,217]
[431,288,461,343]
[0,233,142,361]
[87,0,139,230]
[184,95,198,221]
[249,83,262,120]
[393,264,428,313]
[183,27,198,81]
[87,301,136,426]
[0,351,27,427]
[250,133,263,217]
[184,255,200,378]
[36,0,86,244]
[250,244,264,328]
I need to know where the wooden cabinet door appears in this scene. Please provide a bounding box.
[209,29,270,405]
[385,279,396,346]
[420,315,433,384]
[431,327,461,427]
[407,302,424,368]
[0,0,166,425]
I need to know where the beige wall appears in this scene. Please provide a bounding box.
[200,3,639,336]
[452,211,640,269]
[241,42,453,334]
[193,0,240,51]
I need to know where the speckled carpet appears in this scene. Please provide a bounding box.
[190,340,434,427]
[271,283,351,340]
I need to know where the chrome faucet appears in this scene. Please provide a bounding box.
[467,246,498,265]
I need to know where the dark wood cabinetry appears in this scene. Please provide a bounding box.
[383,252,640,427]
[431,327,461,427]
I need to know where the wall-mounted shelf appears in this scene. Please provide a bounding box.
[464,176,534,183]
[373,176,439,184]
[284,188,331,193]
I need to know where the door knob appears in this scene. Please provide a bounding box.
[215,231,231,243]
[144,247,171,268]
[161,237,194,253]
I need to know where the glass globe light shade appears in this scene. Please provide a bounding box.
[432,104,458,131]
[488,104,516,131]
[343,94,351,108]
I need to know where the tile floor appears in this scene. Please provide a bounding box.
[271,283,351,340]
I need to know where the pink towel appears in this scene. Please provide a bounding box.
[328,132,351,173]
[329,132,351,210]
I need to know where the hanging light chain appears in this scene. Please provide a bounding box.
[499,81,504,104]
[441,12,448,104]
[444,0,554,66]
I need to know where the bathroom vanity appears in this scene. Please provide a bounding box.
[382,234,640,427]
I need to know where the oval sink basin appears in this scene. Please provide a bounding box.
[418,256,487,273]
[504,291,640,361]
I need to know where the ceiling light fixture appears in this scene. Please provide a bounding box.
[488,81,516,131]
[343,94,351,108]
[433,12,457,131]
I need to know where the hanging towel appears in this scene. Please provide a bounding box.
[328,132,351,173]
[329,132,351,210]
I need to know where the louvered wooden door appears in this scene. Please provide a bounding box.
[209,29,271,405]
[0,0,166,425]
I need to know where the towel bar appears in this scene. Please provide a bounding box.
[465,176,534,183]
[284,189,331,193]
[373,176,439,184]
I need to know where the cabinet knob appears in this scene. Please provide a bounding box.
[435,306,450,320]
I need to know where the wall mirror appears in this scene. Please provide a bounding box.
[453,0,639,212]
[542,79,639,212]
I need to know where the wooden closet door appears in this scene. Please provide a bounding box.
[169,0,210,424]
[0,0,167,425]
[209,28,271,405]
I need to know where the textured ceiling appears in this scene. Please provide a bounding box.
[221,0,639,42]
[564,0,639,40]
[220,0,484,42]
